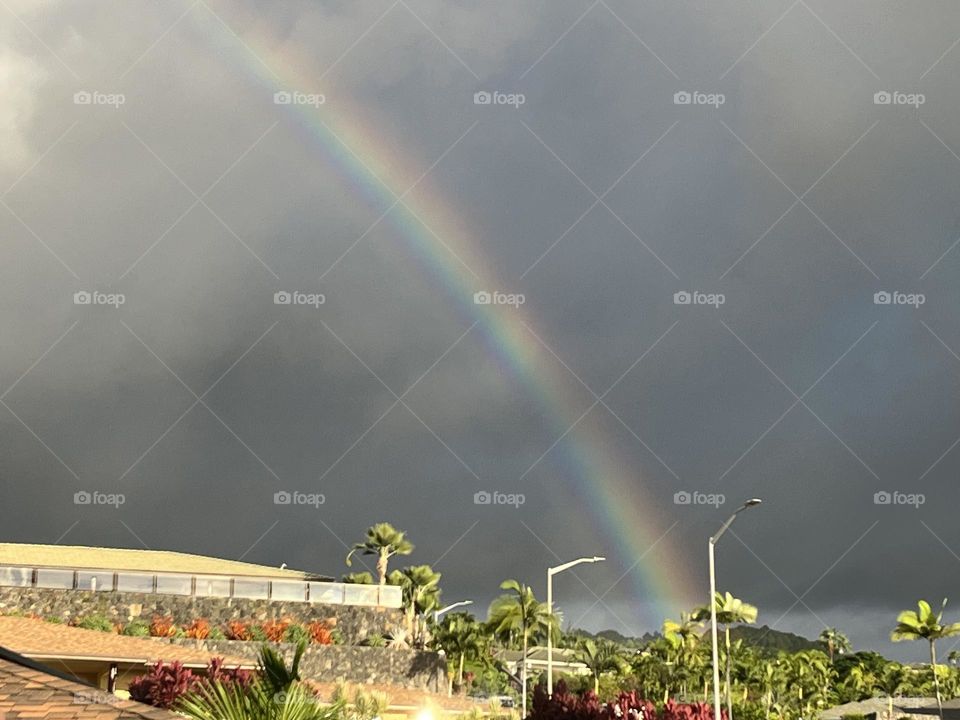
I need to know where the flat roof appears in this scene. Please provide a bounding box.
[0,543,319,580]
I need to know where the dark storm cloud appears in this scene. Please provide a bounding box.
[2,0,960,660]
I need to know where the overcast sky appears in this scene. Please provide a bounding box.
[2,0,960,663]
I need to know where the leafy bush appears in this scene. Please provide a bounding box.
[150,615,178,638]
[207,626,225,640]
[123,620,151,637]
[129,658,253,710]
[73,614,117,633]
[261,618,290,643]
[248,624,268,642]
[307,620,333,645]
[184,619,211,639]
[129,661,198,709]
[529,682,724,720]
[224,620,251,641]
[361,633,385,647]
[284,623,310,645]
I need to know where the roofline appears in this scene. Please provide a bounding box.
[21,652,256,669]
[0,644,97,687]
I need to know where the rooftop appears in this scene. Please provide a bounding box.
[0,646,182,720]
[0,543,320,580]
[0,616,254,668]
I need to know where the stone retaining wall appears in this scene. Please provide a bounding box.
[0,588,401,644]
[167,638,445,691]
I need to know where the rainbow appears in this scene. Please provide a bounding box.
[187,4,701,631]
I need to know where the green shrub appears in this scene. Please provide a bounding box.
[248,625,268,642]
[361,634,385,647]
[283,624,310,645]
[208,626,225,640]
[75,614,115,632]
[123,620,151,637]
[46,616,64,624]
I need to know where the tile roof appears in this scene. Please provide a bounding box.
[0,543,316,579]
[0,648,182,720]
[0,617,254,668]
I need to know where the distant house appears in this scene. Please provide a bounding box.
[0,644,182,720]
[0,616,254,693]
[493,646,589,677]
[0,542,402,609]
[822,697,960,720]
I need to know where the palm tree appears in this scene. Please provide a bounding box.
[345,523,414,586]
[876,664,911,720]
[487,579,558,716]
[663,614,704,698]
[694,592,758,719]
[178,639,336,720]
[819,628,852,663]
[891,599,960,720]
[341,572,375,584]
[433,613,484,690]
[574,638,627,694]
[388,565,442,646]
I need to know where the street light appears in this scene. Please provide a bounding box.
[709,499,761,720]
[547,556,605,696]
[434,600,473,623]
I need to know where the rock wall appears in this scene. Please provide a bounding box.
[0,587,401,644]
[168,638,445,691]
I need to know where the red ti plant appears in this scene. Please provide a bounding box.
[224,620,252,641]
[184,618,211,639]
[128,662,197,708]
[261,618,290,643]
[149,615,177,638]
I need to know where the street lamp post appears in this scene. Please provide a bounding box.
[547,556,605,696]
[434,600,473,623]
[709,499,761,720]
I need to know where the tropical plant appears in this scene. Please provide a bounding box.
[388,564,442,646]
[345,523,414,586]
[891,599,960,720]
[487,579,559,716]
[574,638,628,695]
[129,661,198,708]
[432,612,484,689]
[331,681,390,720]
[693,593,757,719]
[123,619,151,637]
[819,628,852,663]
